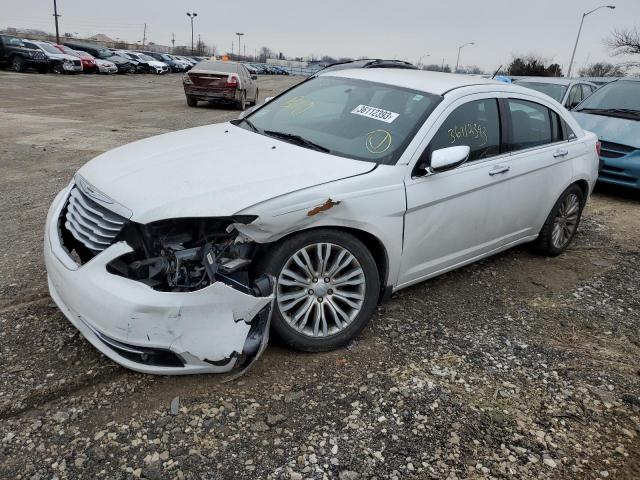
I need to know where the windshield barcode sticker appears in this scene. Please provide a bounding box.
[351,105,399,123]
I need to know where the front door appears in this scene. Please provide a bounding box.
[398,96,510,288]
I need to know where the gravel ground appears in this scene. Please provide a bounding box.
[0,71,638,480]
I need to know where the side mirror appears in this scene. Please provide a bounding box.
[251,74,258,80]
[429,145,470,173]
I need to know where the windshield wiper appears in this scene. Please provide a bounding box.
[234,117,260,133]
[263,130,331,153]
[575,107,640,119]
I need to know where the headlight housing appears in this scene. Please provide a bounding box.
[183,73,193,85]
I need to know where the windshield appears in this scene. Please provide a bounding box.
[575,80,640,112]
[515,81,567,103]
[241,76,441,164]
[39,43,62,54]
[97,49,114,59]
[138,53,154,61]
[161,54,173,62]
[76,50,94,59]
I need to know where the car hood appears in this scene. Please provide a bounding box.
[46,52,77,61]
[572,111,640,149]
[148,60,167,67]
[77,123,376,224]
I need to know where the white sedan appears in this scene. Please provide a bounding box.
[44,70,599,374]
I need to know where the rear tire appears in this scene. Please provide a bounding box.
[533,184,585,256]
[186,95,198,107]
[237,91,247,111]
[251,89,259,106]
[256,229,380,352]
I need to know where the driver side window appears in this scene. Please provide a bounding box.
[428,98,501,163]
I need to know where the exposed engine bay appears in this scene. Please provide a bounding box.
[101,216,269,295]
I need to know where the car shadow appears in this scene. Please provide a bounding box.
[593,183,640,202]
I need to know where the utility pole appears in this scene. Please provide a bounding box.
[142,23,147,47]
[171,32,175,53]
[186,12,198,55]
[235,32,244,60]
[52,0,61,44]
[566,5,616,77]
[198,34,201,55]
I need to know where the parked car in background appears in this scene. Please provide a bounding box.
[71,50,97,73]
[141,51,183,72]
[512,78,597,110]
[87,53,118,74]
[51,45,95,72]
[120,51,168,74]
[175,55,197,67]
[22,40,82,74]
[318,59,418,74]
[63,41,132,73]
[183,60,258,109]
[169,54,192,71]
[572,78,640,190]
[44,70,598,375]
[0,34,49,72]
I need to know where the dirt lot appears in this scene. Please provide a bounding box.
[0,71,638,480]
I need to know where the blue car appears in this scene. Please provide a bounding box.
[572,78,640,190]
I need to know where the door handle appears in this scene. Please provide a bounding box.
[488,165,510,176]
[553,149,569,158]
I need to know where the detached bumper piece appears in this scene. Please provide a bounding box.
[44,183,275,375]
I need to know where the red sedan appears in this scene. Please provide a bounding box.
[53,44,97,73]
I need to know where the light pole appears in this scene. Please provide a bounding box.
[186,12,197,55]
[566,5,615,78]
[235,32,244,60]
[455,42,474,73]
[418,53,430,67]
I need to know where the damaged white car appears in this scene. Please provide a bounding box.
[44,70,599,375]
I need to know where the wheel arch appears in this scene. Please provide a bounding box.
[573,178,590,200]
[252,225,390,303]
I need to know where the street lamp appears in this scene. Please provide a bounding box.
[455,42,474,72]
[566,5,615,78]
[186,12,197,55]
[235,32,244,60]
[418,53,430,67]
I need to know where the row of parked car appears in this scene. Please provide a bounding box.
[0,34,208,74]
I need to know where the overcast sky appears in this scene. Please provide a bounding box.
[5,0,639,71]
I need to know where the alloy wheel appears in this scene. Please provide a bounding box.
[276,243,366,338]
[551,193,580,249]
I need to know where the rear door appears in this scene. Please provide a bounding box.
[494,96,583,239]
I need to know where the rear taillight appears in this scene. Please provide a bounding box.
[225,74,239,88]
[596,141,601,157]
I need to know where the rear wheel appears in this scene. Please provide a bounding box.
[10,56,24,72]
[186,95,198,107]
[257,229,380,352]
[533,184,585,256]
[251,89,259,106]
[237,91,247,111]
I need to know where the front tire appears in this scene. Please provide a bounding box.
[52,62,64,74]
[186,95,197,107]
[257,229,380,352]
[533,184,585,256]
[10,56,24,72]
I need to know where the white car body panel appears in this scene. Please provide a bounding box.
[44,70,599,374]
[78,123,375,224]
[95,58,118,74]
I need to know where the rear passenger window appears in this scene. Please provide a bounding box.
[507,99,562,151]
[429,99,501,162]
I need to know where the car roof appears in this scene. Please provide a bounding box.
[322,69,502,95]
[512,77,576,85]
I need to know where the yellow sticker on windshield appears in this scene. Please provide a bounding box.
[366,129,392,154]
[283,96,314,116]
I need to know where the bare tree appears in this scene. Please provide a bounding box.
[606,27,640,56]
[578,62,626,77]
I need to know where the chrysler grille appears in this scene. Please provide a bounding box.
[63,187,126,252]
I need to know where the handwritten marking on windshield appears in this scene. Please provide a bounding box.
[366,129,393,154]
